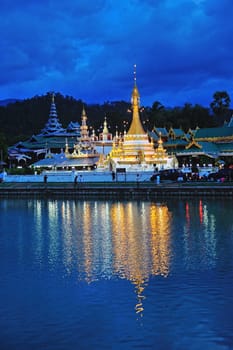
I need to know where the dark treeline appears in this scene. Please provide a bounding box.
[0,91,232,148]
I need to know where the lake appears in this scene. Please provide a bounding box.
[0,198,233,349]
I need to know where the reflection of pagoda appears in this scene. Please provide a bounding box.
[109,66,177,171]
[110,202,171,317]
[133,278,146,317]
[37,200,171,318]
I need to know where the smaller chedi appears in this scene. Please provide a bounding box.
[64,107,98,160]
[107,66,178,172]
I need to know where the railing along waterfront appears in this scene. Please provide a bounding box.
[0,181,233,197]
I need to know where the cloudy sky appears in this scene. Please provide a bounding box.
[1,0,233,107]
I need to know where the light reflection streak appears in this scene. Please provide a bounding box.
[34,200,43,265]
[82,202,93,283]
[61,201,73,275]
[185,202,190,226]
[150,204,171,277]
[31,200,172,317]
[31,199,219,316]
[183,200,217,269]
[47,201,59,268]
[199,200,203,224]
[99,203,112,279]
[111,201,171,317]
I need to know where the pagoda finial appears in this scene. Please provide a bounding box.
[82,105,86,116]
[127,65,145,135]
[51,92,55,104]
[158,132,163,147]
[133,64,137,86]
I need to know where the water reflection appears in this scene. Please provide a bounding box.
[1,198,233,349]
[2,198,233,318]
[110,202,171,316]
[183,199,217,269]
[31,200,172,316]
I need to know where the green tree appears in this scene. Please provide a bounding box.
[210,91,231,124]
[147,101,166,128]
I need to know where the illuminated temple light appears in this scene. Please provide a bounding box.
[108,66,178,171]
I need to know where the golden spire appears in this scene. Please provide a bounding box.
[127,64,146,135]
[103,116,109,134]
[80,105,89,140]
[65,138,69,155]
[81,105,87,119]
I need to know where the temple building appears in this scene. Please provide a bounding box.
[95,117,113,157]
[148,118,233,168]
[107,70,177,172]
[38,94,66,136]
[6,72,232,172]
[33,106,100,170]
[8,96,99,169]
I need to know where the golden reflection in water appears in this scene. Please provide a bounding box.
[150,204,171,278]
[133,279,147,317]
[33,200,172,317]
[111,202,171,317]
[82,202,93,283]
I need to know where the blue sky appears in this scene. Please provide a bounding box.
[1,0,233,107]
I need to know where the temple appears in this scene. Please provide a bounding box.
[6,68,233,175]
[38,94,66,136]
[108,66,177,172]
[8,95,99,170]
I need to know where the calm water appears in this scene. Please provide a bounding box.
[0,197,233,350]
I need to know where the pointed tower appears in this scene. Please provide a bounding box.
[99,116,112,141]
[39,93,65,136]
[80,106,89,141]
[109,65,157,170]
[127,65,146,135]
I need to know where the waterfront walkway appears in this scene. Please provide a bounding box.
[0,181,233,197]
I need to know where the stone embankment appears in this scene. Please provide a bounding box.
[0,182,233,198]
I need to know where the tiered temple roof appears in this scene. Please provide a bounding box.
[39,94,65,136]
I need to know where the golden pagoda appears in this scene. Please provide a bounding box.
[65,106,99,160]
[109,66,177,172]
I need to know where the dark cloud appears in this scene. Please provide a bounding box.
[1,0,233,107]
